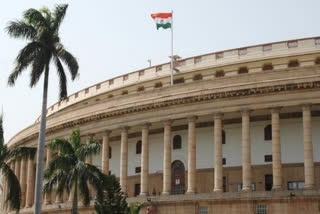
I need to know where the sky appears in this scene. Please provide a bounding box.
[0,0,319,142]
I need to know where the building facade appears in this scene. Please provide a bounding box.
[1,37,320,214]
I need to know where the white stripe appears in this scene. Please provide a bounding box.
[154,17,172,25]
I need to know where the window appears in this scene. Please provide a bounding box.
[134,183,141,197]
[288,60,299,67]
[194,56,202,64]
[288,181,304,190]
[237,184,242,192]
[315,57,320,65]
[256,204,267,214]
[85,88,89,94]
[109,146,112,159]
[223,176,227,192]
[136,140,142,154]
[108,94,114,98]
[263,63,273,71]
[139,70,144,76]
[264,124,272,140]
[315,38,320,45]
[156,65,162,72]
[238,67,248,74]
[177,60,186,66]
[154,82,163,88]
[96,84,101,90]
[238,48,247,56]
[123,74,128,81]
[193,74,203,81]
[173,77,184,84]
[199,207,208,214]
[75,92,78,98]
[173,135,182,150]
[222,130,226,144]
[137,86,144,92]
[135,167,141,174]
[264,155,272,162]
[222,158,226,165]
[216,52,224,59]
[263,44,272,52]
[122,90,128,95]
[287,41,298,48]
[237,183,256,192]
[215,70,225,78]
[109,79,114,85]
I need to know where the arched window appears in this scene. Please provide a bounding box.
[262,63,273,71]
[109,146,112,159]
[264,124,272,141]
[215,70,225,78]
[193,74,203,81]
[154,82,163,88]
[315,57,320,65]
[222,130,226,144]
[173,135,182,150]
[238,67,248,74]
[288,60,299,68]
[136,140,142,154]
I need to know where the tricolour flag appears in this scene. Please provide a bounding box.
[151,13,172,30]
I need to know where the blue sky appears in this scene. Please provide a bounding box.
[1,0,319,141]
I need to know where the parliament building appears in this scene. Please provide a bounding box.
[1,37,320,214]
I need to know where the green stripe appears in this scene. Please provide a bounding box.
[156,23,171,30]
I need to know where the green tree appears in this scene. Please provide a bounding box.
[43,129,105,214]
[6,4,79,213]
[94,175,128,214]
[127,203,144,214]
[0,115,36,211]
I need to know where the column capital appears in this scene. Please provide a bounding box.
[187,115,198,122]
[162,119,173,126]
[141,122,151,129]
[120,125,129,131]
[270,107,282,114]
[102,130,112,137]
[213,112,223,119]
[86,133,95,139]
[302,103,312,111]
[240,109,252,116]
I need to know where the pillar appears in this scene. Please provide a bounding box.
[25,158,35,208]
[241,110,251,192]
[187,116,197,194]
[14,158,21,182]
[102,130,111,174]
[44,147,52,204]
[120,126,129,194]
[140,123,150,196]
[213,113,223,192]
[302,104,315,189]
[20,158,28,207]
[162,120,172,195]
[271,108,282,190]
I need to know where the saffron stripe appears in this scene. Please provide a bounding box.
[151,13,172,19]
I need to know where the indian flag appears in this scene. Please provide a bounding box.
[151,13,172,30]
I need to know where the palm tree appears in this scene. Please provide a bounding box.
[127,203,144,214]
[6,4,79,213]
[0,114,36,211]
[43,129,105,214]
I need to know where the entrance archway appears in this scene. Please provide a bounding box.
[171,160,185,195]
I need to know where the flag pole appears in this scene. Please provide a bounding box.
[170,10,174,86]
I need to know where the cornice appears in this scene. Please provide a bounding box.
[10,80,320,147]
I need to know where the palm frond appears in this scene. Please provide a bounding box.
[54,57,67,100]
[78,177,90,206]
[70,129,81,150]
[0,162,21,211]
[44,155,75,179]
[56,45,79,80]
[5,21,36,40]
[29,51,48,87]
[50,138,74,155]
[76,141,100,161]
[52,4,68,33]
[0,114,3,147]
[23,8,47,28]
[7,146,36,161]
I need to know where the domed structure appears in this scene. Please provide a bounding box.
[2,37,320,214]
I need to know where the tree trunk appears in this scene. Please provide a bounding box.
[71,181,78,214]
[34,65,49,214]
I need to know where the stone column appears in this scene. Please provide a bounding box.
[187,116,197,194]
[241,110,251,192]
[302,104,315,189]
[102,130,111,174]
[20,158,28,208]
[25,158,35,208]
[10,160,15,177]
[213,113,223,192]
[271,108,282,190]
[120,126,129,194]
[44,147,52,204]
[162,120,172,195]
[140,123,151,196]
[14,158,21,182]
